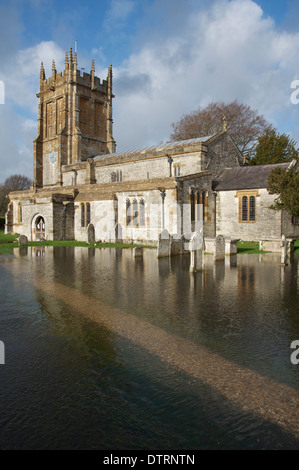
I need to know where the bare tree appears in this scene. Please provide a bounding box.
[0,174,32,216]
[3,174,32,191]
[170,100,269,158]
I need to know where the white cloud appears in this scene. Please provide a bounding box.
[0,41,65,181]
[104,0,135,30]
[2,0,299,181]
[112,0,299,151]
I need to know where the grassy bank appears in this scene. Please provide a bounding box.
[0,230,154,254]
[236,241,264,254]
[1,230,298,255]
[238,240,299,254]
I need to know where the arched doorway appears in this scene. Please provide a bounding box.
[35,216,45,240]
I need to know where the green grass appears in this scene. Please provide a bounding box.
[0,229,155,254]
[0,230,298,255]
[237,240,265,254]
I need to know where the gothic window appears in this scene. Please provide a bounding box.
[190,190,195,222]
[81,203,85,227]
[56,97,65,134]
[94,101,103,137]
[86,203,91,226]
[242,196,248,221]
[249,196,256,222]
[126,199,132,226]
[111,172,116,182]
[139,199,145,227]
[18,203,22,223]
[133,199,139,227]
[81,202,91,227]
[46,101,54,138]
[238,192,257,223]
[79,97,90,135]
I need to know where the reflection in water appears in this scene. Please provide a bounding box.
[0,247,298,450]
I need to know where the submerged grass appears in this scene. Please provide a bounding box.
[0,230,298,255]
[0,230,154,254]
[236,241,264,254]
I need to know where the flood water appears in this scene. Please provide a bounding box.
[0,246,298,450]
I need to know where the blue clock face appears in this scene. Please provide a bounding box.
[50,151,57,163]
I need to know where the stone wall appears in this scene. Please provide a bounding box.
[216,188,282,240]
[281,210,299,238]
[204,132,243,172]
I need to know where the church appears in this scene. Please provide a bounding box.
[5,48,299,248]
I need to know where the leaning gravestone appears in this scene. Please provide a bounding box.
[189,229,204,272]
[157,229,171,258]
[214,235,225,261]
[18,235,28,246]
[87,224,95,243]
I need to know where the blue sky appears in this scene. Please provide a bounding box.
[1,0,299,180]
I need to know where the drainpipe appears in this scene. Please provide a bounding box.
[160,190,166,229]
[167,155,173,177]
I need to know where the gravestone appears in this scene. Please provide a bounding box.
[87,224,95,243]
[189,229,204,272]
[171,235,183,256]
[214,235,225,261]
[18,235,28,246]
[157,229,171,258]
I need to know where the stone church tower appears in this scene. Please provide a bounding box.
[34,47,116,188]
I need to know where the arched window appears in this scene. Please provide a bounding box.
[81,203,85,227]
[86,203,91,226]
[133,199,138,227]
[190,190,195,222]
[111,172,116,182]
[81,202,91,227]
[126,199,132,226]
[242,196,248,221]
[139,199,145,227]
[18,203,22,223]
[249,196,256,222]
[239,192,257,223]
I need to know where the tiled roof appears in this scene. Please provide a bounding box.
[92,135,216,162]
[213,162,292,191]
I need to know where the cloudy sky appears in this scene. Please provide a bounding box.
[1,0,299,181]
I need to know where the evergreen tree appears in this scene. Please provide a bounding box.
[267,165,299,217]
[250,127,298,166]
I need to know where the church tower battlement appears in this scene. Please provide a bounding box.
[34,47,116,188]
